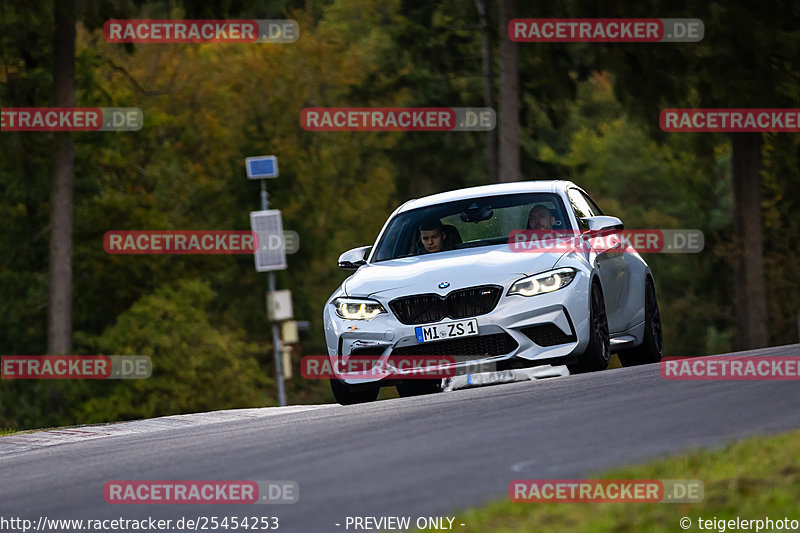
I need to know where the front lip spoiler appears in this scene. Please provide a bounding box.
[331,353,580,389]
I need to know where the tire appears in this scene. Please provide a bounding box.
[618,278,664,366]
[396,379,442,397]
[330,379,380,405]
[568,281,610,374]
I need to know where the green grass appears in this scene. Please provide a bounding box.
[0,427,19,436]
[418,429,800,532]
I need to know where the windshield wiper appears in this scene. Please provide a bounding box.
[455,236,509,249]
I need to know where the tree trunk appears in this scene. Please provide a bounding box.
[47,0,76,355]
[731,133,768,350]
[497,0,519,183]
[474,0,496,182]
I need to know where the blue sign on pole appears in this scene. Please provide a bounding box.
[246,156,279,179]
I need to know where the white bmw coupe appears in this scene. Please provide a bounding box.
[323,181,663,404]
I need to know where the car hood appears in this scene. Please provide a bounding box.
[344,245,564,298]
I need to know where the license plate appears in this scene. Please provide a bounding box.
[467,370,516,386]
[415,318,479,343]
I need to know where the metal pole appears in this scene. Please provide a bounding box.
[262,181,286,407]
[270,272,286,407]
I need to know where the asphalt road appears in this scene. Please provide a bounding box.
[2,344,800,532]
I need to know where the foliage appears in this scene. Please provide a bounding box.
[76,279,269,423]
[533,72,736,356]
[1,0,799,428]
[440,429,800,533]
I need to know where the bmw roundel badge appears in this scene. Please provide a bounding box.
[438,281,450,289]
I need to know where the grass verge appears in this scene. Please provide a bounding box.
[422,429,800,532]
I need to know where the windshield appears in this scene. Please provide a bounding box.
[372,193,571,261]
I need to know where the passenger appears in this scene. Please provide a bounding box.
[527,204,556,231]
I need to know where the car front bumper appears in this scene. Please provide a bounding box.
[323,271,592,386]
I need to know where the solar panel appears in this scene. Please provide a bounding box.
[250,210,287,271]
[245,156,279,179]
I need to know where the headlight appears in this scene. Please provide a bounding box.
[333,297,386,320]
[508,268,577,297]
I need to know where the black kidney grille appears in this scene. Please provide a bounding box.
[447,286,502,319]
[389,285,502,325]
[389,295,445,324]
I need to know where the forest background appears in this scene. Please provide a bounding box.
[2,0,798,429]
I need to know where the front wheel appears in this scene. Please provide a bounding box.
[330,379,380,405]
[568,281,610,374]
[618,278,663,366]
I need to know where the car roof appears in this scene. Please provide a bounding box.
[396,180,577,213]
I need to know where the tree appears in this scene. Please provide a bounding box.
[497,0,519,182]
[77,280,270,423]
[474,0,496,181]
[731,133,768,348]
[534,72,728,356]
[47,0,76,354]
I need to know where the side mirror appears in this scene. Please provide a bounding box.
[338,246,372,270]
[582,216,624,233]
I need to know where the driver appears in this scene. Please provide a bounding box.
[418,219,448,253]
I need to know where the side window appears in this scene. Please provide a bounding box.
[567,189,595,230]
[580,191,604,216]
